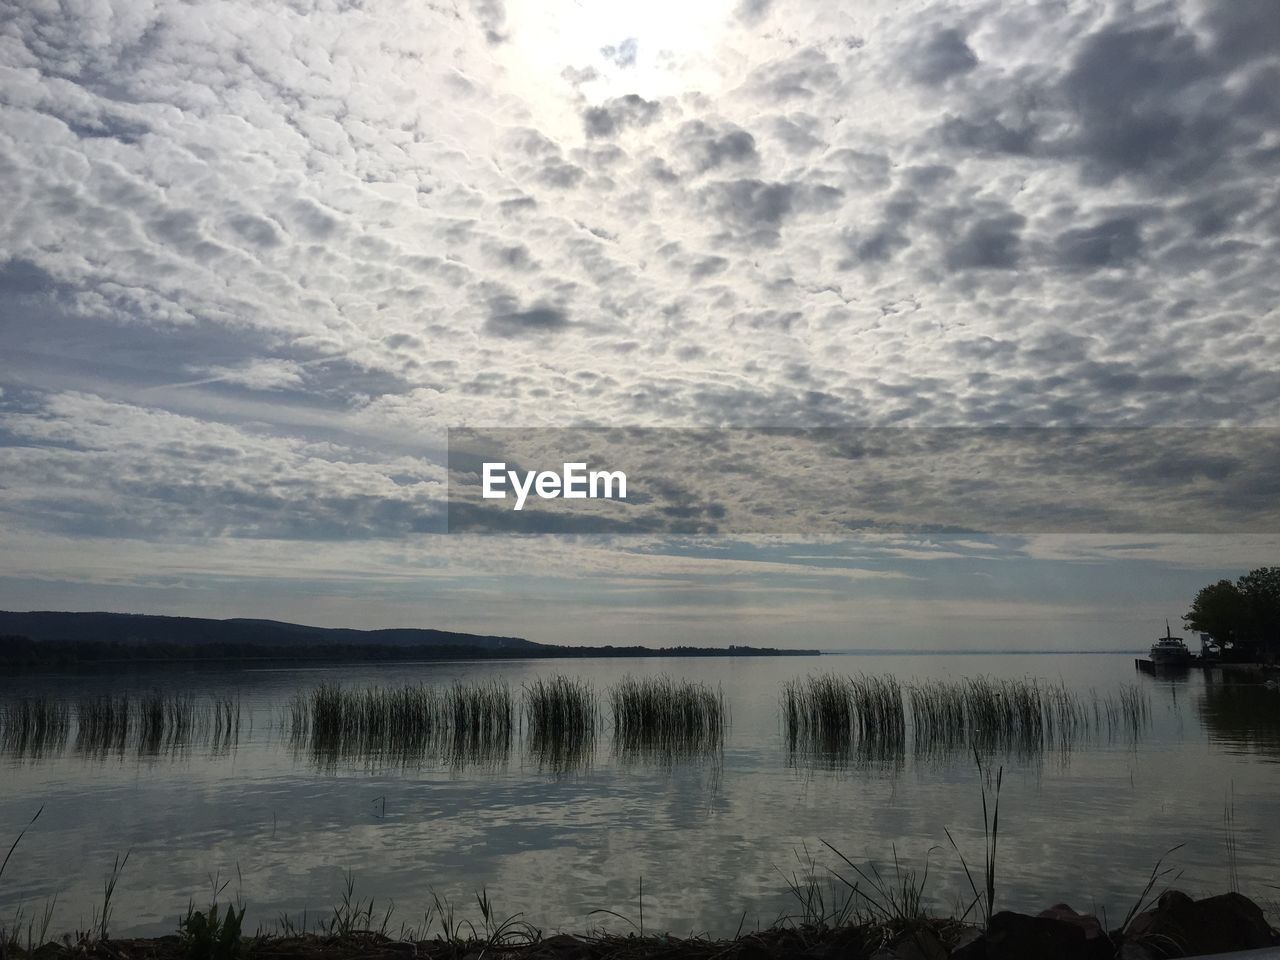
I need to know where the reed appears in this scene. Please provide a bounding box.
[610,675,725,760]
[782,674,906,767]
[908,677,1150,758]
[65,691,245,758]
[75,694,133,756]
[136,691,200,754]
[208,697,242,751]
[0,696,70,759]
[289,680,513,770]
[524,675,598,773]
[441,680,514,769]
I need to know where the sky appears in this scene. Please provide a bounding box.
[1,0,1278,649]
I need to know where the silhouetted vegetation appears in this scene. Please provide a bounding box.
[610,675,725,761]
[0,696,70,759]
[73,692,243,758]
[782,674,1149,765]
[782,674,906,767]
[1185,566,1280,661]
[0,613,816,670]
[287,681,514,770]
[524,675,598,773]
[908,677,1149,758]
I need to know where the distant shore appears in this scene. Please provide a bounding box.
[0,637,818,669]
[0,610,820,671]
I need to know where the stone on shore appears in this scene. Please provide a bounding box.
[1122,890,1277,956]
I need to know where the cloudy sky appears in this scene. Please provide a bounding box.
[1,0,1277,648]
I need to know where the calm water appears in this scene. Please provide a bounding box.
[1,653,1276,938]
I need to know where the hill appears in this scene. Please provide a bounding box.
[0,610,539,651]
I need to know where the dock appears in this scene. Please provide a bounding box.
[1135,658,1273,677]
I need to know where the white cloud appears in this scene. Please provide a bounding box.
[1,0,1276,641]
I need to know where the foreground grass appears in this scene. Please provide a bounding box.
[4,753,1275,960]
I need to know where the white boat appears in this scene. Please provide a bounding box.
[1150,620,1192,664]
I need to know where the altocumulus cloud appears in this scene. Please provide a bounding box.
[0,0,1278,628]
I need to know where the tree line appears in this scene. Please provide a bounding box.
[1184,566,1280,661]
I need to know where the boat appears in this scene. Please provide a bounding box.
[1150,620,1192,664]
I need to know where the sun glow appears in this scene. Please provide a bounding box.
[502,0,737,100]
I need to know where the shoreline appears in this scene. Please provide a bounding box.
[0,645,820,673]
[3,889,1276,960]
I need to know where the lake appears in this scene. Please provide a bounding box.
[0,653,1275,939]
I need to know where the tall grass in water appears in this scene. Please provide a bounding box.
[63,692,243,759]
[908,678,1150,759]
[289,681,513,770]
[0,697,70,759]
[782,674,905,767]
[136,691,199,755]
[524,675,597,773]
[441,680,513,768]
[207,697,242,754]
[610,675,725,761]
[75,694,133,756]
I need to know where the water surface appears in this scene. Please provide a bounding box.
[1,653,1275,938]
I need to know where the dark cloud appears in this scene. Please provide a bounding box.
[944,212,1025,271]
[62,113,150,144]
[689,256,729,280]
[289,199,339,239]
[471,0,507,43]
[0,258,58,295]
[1052,217,1143,271]
[1200,0,1280,63]
[927,6,1280,207]
[582,94,661,138]
[768,114,824,155]
[486,243,535,270]
[744,48,839,101]
[953,337,1016,362]
[675,120,758,173]
[498,196,537,215]
[227,214,283,248]
[1059,23,1219,183]
[734,0,772,26]
[906,28,978,86]
[938,114,1036,156]
[700,179,843,245]
[484,303,570,338]
[838,177,936,267]
[506,128,587,188]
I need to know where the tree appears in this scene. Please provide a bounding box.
[1237,566,1280,659]
[1185,567,1280,662]
[1184,579,1248,648]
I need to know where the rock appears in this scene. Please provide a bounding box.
[947,927,984,960]
[981,910,1092,960]
[889,927,948,960]
[1123,890,1277,956]
[539,935,582,950]
[868,927,949,960]
[1038,905,1104,938]
[734,942,772,960]
[1117,943,1156,960]
[1036,904,1111,959]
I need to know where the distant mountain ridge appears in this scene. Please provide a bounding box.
[0,610,540,651]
